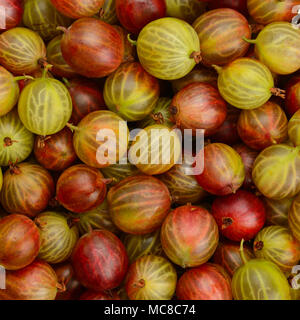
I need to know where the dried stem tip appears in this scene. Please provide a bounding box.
[99,8,105,18]
[254,241,264,251]
[4,137,18,147]
[8,160,21,175]
[222,217,233,230]
[37,136,51,149]
[151,112,165,124]
[169,106,178,115]
[190,51,202,64]
[271,88,286,99]
[133,279,145,289]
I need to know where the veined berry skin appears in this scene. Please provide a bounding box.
[0,27,46,75]
[125,255,177,300]
[232,259,291,300]
[215,58,274,110]
[108,175,171,235]
[160,205,219,268]
[136,17,201,80]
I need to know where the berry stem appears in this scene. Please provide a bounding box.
[66,123,80,132]
[14,75,34,82]
[42,64,53,78]
[212,64,223,74]
[57,26,67,33]
[127,34,137,46]
[242,36,257,44]
[239,239,247,265]
[63,77,71,88]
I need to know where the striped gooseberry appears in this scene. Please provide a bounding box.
[193,8,251,66]
[160,204,219,268]
[244,22,300,75]
[35,211,79,264]
[134,17,201,80]
[108,175,171,234]
[252,144,300,200]
[18,67,72,136]
[0,27,46,75]
[125,255,177,300]
[0,109,34,166]
[214,58,285,110]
